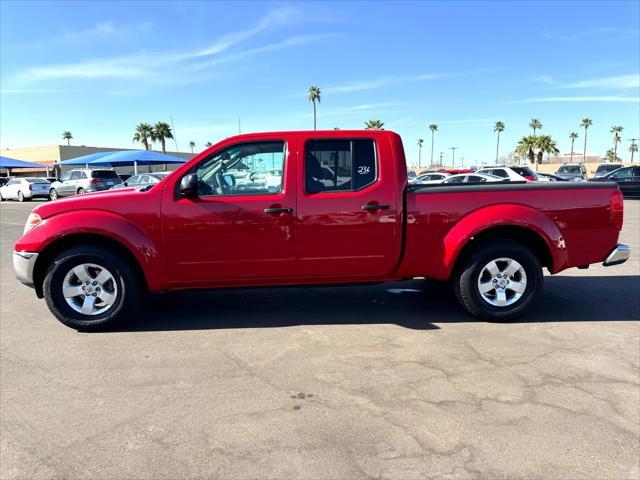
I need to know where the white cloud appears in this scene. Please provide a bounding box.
[307,102,400,117]
[560,74,640,89]
[437,117,496,125]
[60,21,152,43]
[512,96,640,103]
[323,74,439,94]
[9,7,311,86]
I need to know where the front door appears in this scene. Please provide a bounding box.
[162,137,298,286]
[295,134,402,279]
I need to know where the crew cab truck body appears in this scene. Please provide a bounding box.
[13,130,630,330]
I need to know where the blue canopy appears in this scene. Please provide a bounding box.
[57,150,186,172]
[0,155,46,169]
[57,151,114,166]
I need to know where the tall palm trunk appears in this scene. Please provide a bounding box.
[313,101,317,130]
[66,139,70,146]
[430,131,435,165]
[570,138,575,162]
[583,128,588,163]
[613,138,618,161]
[161,139,166,153]
[495,132,500,163]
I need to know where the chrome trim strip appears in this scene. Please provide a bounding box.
[603,243,630,267]
[13,251,39,287]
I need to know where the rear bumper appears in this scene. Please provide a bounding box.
[13,251,38,287]
[603,243,630,267]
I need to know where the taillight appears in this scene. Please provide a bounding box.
[610,190,624,231]
[28,184,33,191]
[524,175,536,181]
[90,178,100,184]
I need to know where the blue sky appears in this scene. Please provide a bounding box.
[1,0,639,166]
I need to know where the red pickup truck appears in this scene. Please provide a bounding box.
[13,130,630,331]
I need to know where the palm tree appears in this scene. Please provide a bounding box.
[515,135,537,165]
[580,118,593,162]
[417,138,424,167]
[428,124,438,165]
[132,123,153,150]
[535,135,560,165]
[151,121,173,154]
[62,131,73,146]
[308,85,321,130]
[629,142,638,162]
[611,126,624,161]
[529,118,542,136]
[605,149,619,163]
[494,121,505,163]
[569,132,579,162]
[188,141,196,153]
[364,119,384,130]
[205,142,213,148]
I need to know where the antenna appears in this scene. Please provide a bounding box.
[238,117,241,135]
[170,116,179,154]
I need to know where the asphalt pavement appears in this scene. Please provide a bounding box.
[1,199,639,479]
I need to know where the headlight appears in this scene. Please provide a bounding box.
[24,213,43,234]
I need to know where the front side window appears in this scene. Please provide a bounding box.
[195,141,285,196]
[305,139,377,194]
[70,171,82,180]
[60,172,71,181]
[611,168,632,179]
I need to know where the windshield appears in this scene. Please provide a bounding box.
[557,165,582,174]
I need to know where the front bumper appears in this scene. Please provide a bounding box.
[603,243,630,267]
[13,251,38,287]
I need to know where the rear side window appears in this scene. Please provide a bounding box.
[305,139,377,194]
[511,167,535,177]
[488,169,508,178]
[70,171,84,180]
[92,170,119,179]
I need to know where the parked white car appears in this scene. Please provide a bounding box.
[441,173,505,184]
[415,172,450,184]
[476,166,536,181]
[0,177,51,202]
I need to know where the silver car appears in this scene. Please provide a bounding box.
[49,169,123,200]
[0,177,51,202]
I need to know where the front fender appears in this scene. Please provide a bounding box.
[15,209,165,291]
[439,204,568,277]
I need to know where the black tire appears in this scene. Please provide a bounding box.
[453,239,543,321]
[43,246,141,331]
[49,189,58,201]
[77,188,86,195]
[17,191,24,202]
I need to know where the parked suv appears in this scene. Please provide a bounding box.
[555,163,587,181]
[592,163,624,178]
[49,169,123,200]
[476,166,536,181]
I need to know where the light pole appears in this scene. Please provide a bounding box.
[450,147,458,167]
[439,152,444,167]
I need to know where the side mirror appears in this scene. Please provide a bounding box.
[180,173,199,198]
[123,182,128,187]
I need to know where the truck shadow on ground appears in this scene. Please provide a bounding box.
[116,275,640,332]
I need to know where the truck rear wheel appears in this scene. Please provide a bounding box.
[43,246,141,331]
[453,239,543,321]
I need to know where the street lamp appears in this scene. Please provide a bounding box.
[450,147,458,167]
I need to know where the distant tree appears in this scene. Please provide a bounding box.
[515,135,537,164]
[152,121,173,153]
[428,124,438,165]
[580,118,593,162]
[417,138,424,167]
[364,119,384,130]
[629,142,638,163]
[569,132,578,162]
[529,118,542,136]
[205,142,213,147]
[132,123,153,150]
[308,85,321,130]
[611,125,624,162]
[62,131,73,146]
[605,149,621,163]
[188,141,196,153]
[536,135,560,164]
[494,121,505,163]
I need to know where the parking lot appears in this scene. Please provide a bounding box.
[1,200,638,479]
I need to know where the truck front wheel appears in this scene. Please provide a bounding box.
[43,246,141,331]
[453,240,543,321]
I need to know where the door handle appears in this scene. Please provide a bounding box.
[361,204,390,211]
[264,207,293,214]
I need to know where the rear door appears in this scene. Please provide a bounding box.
[296,133,402,279]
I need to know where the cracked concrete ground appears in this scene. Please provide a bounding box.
[1,199,639,480]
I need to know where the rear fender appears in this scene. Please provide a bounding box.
[440,204,568,277]
[15,210,165,291]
